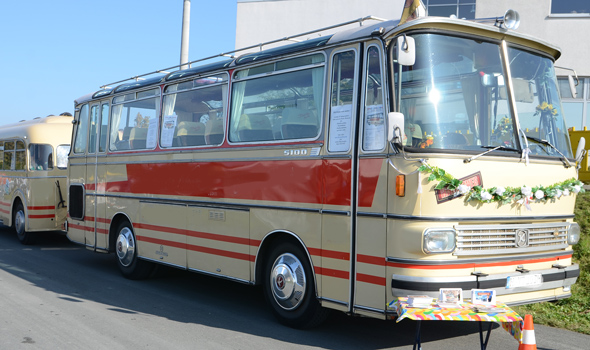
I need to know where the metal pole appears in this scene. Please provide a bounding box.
[180,0,191,70]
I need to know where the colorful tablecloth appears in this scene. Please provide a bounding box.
[388,297,523,342]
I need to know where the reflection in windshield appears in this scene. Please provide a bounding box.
[396,34,573,160]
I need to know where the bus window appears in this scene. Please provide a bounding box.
[328,50,357,152]
[88,105,99,154]
[15,141,25,170]
[161,75,227,148]
[230,54,324,143]
[99,104,109,152]
[362,45,386,152]
[110,91,159,151]
[56,145,70,169]
[74,104,89,154]
[29,144,54,171]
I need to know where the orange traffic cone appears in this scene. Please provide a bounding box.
[518,314,537,350]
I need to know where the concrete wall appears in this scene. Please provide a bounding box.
[236,0,590,75]
[476,0,590,75]
[236,0,404,50]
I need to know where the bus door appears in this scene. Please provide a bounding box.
[321,47,359,311]
[84,103,100,247]
[85,102,109,249]
[354,42,390,313]
[68,104,90,245]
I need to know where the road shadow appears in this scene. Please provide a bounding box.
[0,226,499,350]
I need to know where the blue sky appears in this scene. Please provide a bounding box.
[0,0,237,125]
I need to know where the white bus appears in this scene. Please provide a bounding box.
[0,114,72,244]
[67,11,582,328]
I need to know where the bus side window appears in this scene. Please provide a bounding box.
[328,50,357,153]
[362,45,386,152]
[29,144,54,171]
[74,104,89,154]
[99,104,109,152]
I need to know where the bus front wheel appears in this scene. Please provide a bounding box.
[13,203,34,245]
[263,242,329,328]
[115,221,154,280]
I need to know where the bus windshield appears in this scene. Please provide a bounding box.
[398,33,573,159]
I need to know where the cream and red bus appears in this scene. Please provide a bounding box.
[0,114,72,244]
[67,11,582,328]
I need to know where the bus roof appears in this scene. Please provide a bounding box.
[0,115,73,143]
[74,14,562,106]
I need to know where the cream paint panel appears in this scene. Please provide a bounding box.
[27,178,59,231]
[94,161,108,249]
[187,206,250,280]
[138,202,187,267]
[250,209,322,284]
[321,214,350,304]
[85,162,97,246]
[355,216,387,310]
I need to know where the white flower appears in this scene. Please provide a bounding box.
[534,190,544,200]
[457,184,471,195]
[495,186,506,196]
[563,189,570,196]
[573,185,581,194]
[521,186,532,197]
[481,191,492,201]
[555,189,563,198]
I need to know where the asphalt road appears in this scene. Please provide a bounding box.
[0,227,588,350]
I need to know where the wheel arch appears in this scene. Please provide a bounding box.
[10,192,27,228]
[254,230,319,295]
[108,212,133,253]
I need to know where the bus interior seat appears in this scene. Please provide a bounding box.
[237,114,274,142]
[205,119,224,145]
[129,127,148,149]
[442,132,468,149]
[281,108,318,139]
[176,121,206,146]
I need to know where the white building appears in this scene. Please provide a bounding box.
[236,0,590,129]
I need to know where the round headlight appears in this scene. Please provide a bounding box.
[568,223,581,245]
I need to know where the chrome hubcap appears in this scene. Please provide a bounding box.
[270,253,306,310]
[116,227,135,267]
[15,210,25,236]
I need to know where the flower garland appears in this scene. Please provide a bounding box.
[417,162,584,207]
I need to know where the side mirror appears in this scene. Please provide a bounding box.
[568,75,578,99]
[396,35,415,66]
[388,112,405,144]
[576,136,586,163]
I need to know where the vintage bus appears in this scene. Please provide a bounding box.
[67,10,582,328]
[0,114,72,244]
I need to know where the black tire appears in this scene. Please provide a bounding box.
[114,221,154,280]
[263,241,329,328]
[13,202,34,245]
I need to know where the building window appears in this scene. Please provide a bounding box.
[425,0,476,20]
[558,76,587,130]
[551,1,590,15]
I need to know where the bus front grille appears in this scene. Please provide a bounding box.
[454,222,569,256]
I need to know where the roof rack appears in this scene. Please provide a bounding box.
[99,15,386,90]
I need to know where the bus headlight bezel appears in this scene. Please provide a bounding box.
[567,223,581,245]
[423,228,456,254]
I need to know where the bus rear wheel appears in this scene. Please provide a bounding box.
[13,203,34,245]
[115,221,154,280]
[263,242,329,328]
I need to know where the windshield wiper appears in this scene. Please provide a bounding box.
[463,145,520,163]
[526,136,573,168]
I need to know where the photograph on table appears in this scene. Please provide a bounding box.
[439,288,463,304]
[471,289,496,305]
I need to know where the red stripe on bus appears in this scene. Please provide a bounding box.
[134,222,260,247]
[28,205,55,210]
[356,273,387,286]
[314,266,349,279]
[386,254,574,270]
[103,159,383,207]
[0,208,9,214]
[29,214,54,219]
[137,235,255,262]
[0,201,9,207]
[308,247,349,260]
[68,223,94,232]
[357,254,385,266]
